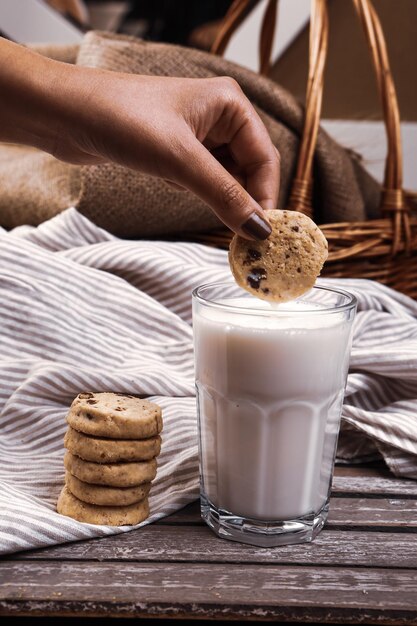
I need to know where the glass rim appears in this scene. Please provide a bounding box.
[192,281,357,317]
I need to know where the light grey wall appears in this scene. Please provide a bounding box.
[224,0,310,73]
[0,0,82,44]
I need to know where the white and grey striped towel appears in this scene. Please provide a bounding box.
[1,208,416,555]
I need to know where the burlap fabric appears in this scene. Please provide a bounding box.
[0,31,380,237]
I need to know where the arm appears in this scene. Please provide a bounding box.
[0,37,279,239]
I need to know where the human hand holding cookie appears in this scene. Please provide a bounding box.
[229,209,328,302]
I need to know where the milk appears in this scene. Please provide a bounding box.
[193,295,353,522]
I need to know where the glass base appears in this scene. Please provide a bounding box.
[200,492,329,547]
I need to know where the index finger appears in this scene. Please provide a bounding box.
[224,94,280,212]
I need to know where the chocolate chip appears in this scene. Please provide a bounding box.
[86,399,98,405]
[114,393,135,399]
[247,248,262,261]
[78,392,94,399]
[291,226,300,232]
[85,413,94,420]
[247,267,267,290]
[297,267,302,273]
[115,407,126,411]
[262,288,270,294]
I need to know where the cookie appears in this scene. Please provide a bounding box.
[229,209,328,302]
[64,451,157,487]
[57,485,150,526]
[64,427,161,463]
[67,392,162,439]
[65,471,151,506]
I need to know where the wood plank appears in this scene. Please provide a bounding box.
[331,475,417,498]
[157,500,200,524]
[156,496,417,527]
[328,497,417,529]
[9,527,417,569]
[334,462,391,478]
[1,562,416,623]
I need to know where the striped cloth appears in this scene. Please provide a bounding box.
[0,208,416,555]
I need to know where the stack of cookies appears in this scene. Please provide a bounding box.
[57,392,162,526]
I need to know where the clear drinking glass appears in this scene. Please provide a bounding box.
[192,281,356,547]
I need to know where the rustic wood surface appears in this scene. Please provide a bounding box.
[1,462,416,624]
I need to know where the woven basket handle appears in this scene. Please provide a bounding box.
[353,0,410,252]
[211,0,278,76]
[287,0,328,218]
[287,0,409,253]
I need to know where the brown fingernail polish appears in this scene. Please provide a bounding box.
[241,212,272,240]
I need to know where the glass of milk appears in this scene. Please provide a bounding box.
[192,281,356,547]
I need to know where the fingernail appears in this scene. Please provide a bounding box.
[241,212,272,240]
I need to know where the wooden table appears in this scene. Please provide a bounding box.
[1,463,417,624]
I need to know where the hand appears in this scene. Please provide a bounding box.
[0,39,280,239]
[56,71,279,239]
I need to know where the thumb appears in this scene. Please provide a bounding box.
[174,137,272,240]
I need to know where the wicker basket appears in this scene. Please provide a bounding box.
[194,0,417,299]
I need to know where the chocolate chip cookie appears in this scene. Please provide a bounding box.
[64,451,157,487]
[67,392,162,439]
[64,426,161,463]
[65,472,151,506]
[57,485,150,525]
[229,209,328,302]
